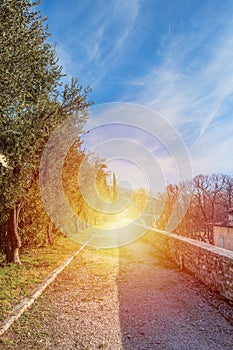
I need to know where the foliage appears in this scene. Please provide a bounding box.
[0,0,61,114]
[62,143,113,227]
[0,0,92,261]
[19,179,53,248]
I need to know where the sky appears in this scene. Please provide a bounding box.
[40,0,233,190]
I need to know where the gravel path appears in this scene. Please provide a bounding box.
[0,238,233,349]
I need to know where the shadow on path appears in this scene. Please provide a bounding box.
[116,239,233,350]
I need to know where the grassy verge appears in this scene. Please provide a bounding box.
[0,235,80,322]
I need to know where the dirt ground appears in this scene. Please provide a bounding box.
[1,238,233,349]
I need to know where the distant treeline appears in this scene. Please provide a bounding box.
[155,174,233,244]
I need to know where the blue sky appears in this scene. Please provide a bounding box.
[40,0,233,187]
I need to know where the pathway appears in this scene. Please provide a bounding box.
[0,238,233,349]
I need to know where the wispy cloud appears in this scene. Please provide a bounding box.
[43,0,141,90]
[129,17,233,141]
[41,0,233,179]
[120,7,233,176]
[197,84,231,142]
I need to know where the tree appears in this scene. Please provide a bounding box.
[165,174,233,243]
[112,172,118,200]
[156,184,179,230]
[62,146,113,228]
[188,174,226,243]
[0,0,91,263]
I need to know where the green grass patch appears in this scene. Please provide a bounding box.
[0,235,80,322]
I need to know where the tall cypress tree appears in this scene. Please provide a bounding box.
[112,172,118,200]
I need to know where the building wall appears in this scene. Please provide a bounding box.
[143,226,233,301]
[213,225,233,251]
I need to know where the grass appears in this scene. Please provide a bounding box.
[0,235,80,322]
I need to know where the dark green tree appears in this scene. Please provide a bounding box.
[0,0,92,263]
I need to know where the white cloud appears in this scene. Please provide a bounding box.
[124,14,233,177]
[44,0,233,181]
[131,34,233,130]
[52,0,141,90]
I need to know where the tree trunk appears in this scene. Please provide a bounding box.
[46,220,53,246]
[6,201,23,264]
[0,222,6,254]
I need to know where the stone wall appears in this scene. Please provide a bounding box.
[143,226,233,302]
